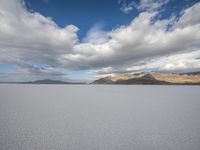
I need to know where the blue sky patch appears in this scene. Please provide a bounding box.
[0,64,16,73]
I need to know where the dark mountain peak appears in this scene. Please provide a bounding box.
[140,73,155,80]
[92,77,114,84]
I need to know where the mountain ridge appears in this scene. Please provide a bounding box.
[92,72,200,85]
[0,79,85,84]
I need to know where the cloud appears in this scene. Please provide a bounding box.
[0,0,78,62]
[119,0,170,13]
[120,1,136,14]
[0,0,200,81]
[0,0,78,81]
[176,2,200,28]
[61,3,200,71]
[126,50,200,72]
[82,23,109,44]
[92,49,200,77]
[137,0,170,11]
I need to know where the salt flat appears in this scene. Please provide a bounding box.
[0,85,200,150]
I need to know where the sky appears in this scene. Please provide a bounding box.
[0,0,200,82]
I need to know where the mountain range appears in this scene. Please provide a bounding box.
[0,79,84,84]
[92,72,200,85]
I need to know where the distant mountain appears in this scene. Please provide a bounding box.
[22,79,71,84]
[180,71,200,75]
[92,72,200,85]
[0,79,85,84]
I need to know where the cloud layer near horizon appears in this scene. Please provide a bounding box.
[0,0,200,81]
